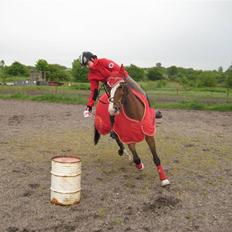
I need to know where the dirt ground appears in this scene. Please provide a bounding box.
[0,99,232,232]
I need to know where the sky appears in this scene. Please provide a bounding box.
[1,0,232,70]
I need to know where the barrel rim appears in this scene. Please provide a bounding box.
[51,155,81,163]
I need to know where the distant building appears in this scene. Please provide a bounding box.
[14,69,48,86]
[29,69,48,85]
[14,80,37,86]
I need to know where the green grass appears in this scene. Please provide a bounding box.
[155,101,232,111]
[0,92,86,104]
[0,75,28,82]
[0,83,232,111]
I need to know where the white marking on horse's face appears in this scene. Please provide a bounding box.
[108,83,121,116]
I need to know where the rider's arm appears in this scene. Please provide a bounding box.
[86,80,99,109]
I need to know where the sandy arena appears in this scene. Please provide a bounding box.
[0,99,232,232]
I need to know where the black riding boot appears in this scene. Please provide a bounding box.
[146,95,162,119]
[155,110,162,119]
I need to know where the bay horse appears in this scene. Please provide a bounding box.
[94,78,170,187]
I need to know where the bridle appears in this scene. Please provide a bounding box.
[97,78,128,106]
[109,84,128,104]
[108,80,129,116]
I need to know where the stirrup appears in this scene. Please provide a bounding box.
[110,131,117,139]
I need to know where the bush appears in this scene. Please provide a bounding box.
[125,64,144,81]
[196,71,217,87]
[225,69,232,88]
[156,80,167,88]
[167,66,178,80]
[147,67,164,81]
[5,61,29,76]
[71,59,88,82]
[46,64,71,81]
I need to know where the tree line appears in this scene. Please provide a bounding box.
[0,59,232,88]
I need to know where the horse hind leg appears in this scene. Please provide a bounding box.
[145,135,170,187]
[127,143,144,170]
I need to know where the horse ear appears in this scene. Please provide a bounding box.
[119,64,127,78]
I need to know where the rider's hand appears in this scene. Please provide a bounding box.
[83,106,92,118]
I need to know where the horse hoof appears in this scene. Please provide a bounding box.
[136,163,144,170]
[161,179,170,187]
[118,149,124,156]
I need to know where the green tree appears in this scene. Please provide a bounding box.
[46,64,70,81]
[0,60,5,68]
[125,64,144,81]
[71,59,88,82]
[35,59,49,71]
[146,67,163,81]
[156,62,162,68]
[196,71,217,87]
[225,66,232,88]
[5,61,29,76]
[218,66,223,73]
[35,59,49,80]
[167,66,178,80]
[179,76,190,88]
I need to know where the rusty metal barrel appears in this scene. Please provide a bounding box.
[50,156,81,205]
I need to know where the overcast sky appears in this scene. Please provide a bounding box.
[1,0,232,70]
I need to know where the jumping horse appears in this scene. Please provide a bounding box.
[94,76,170,187]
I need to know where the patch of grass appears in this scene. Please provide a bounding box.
[0,92,86,104]
[154,101,232,111]
[70,83,90,90]
[97,207,107,218]
[111,217,124,226]
[0,84,232,111]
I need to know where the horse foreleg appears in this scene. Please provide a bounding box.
[110,132,132,160]
[145,135,170,186]
[110,131,125,155]
[127,143,144,170]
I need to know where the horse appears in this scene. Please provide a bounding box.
[94,78,170,187]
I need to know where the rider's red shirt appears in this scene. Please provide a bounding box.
[87,58,128,107]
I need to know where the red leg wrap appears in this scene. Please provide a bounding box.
[156,165,167,180]
[136,163,143,170]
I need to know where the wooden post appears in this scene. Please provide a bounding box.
[55,86,58,94]
[226,88,229,103]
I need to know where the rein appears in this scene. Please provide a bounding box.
[97,83,110,105]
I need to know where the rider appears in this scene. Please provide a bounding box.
[79,51,162,118]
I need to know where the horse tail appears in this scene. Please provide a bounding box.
[94,126,101,145]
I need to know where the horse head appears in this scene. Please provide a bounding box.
[108,80,128,116]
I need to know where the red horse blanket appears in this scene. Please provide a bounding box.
[95,89,156,144]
